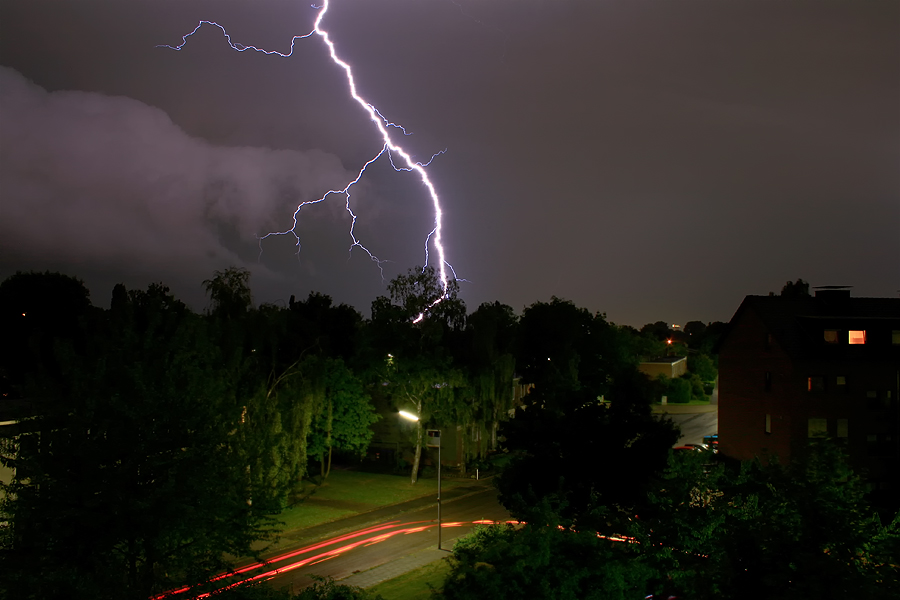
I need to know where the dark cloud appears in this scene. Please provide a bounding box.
[0,0,897,323]
[0,66,353,302]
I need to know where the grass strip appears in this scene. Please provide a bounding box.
[275,470,469,535]
[366,559,451,600]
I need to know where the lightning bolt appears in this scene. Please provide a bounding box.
[160,1,454,304]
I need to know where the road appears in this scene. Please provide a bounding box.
[158,485,509,597]
[664,381,718,445]
[667,411,718,445]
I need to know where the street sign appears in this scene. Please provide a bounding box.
[426,429,441,448]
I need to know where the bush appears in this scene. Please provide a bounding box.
[667,378,691,404]
[680,373,708,402]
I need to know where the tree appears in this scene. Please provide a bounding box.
[204,266,253,318]
[495,376,679,532]
[777,278,810,298]
[638,440,900,600]
[0,283,282,599]
[306,358,380,481]
[516,298,623,400]
[683,320,707,340]
[640,320,673,341]
[0,271,95,397]
[452,301,518,472]
[687,353,717,383]
[438,522,652,600]
[369,266,466,484]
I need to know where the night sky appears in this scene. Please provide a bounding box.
[1,0,897,327]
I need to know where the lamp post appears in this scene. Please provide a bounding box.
[426,429,442,550]
[399,411,442,549]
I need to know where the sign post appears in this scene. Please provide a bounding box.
[426,429,442,549]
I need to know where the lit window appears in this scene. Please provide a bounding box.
[808,376,824,392]
[808,418,827,438]
[893,331,900,345]
[823,330,839,344]
[848,330,866,345]
[837,419,848,438]
[765,414,772,434]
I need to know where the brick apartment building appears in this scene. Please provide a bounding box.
[718,288,900,492]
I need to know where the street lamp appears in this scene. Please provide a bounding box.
[399,411,443,550]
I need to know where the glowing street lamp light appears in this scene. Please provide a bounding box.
[398,410,443,550]
[398,410,418,422]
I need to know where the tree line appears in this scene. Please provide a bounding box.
[0,267,723,599]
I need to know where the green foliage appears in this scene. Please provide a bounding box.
[687,353,717,383]
[678,372,708,402]
[437,523,652,600]
[370,266,466,483]
[453,301,518,469]
[306,358,380,478]
[496,377,679,532]
[639,440,900,600]
[666,376,691,403]
[0,283,281,599]
[295,576,384,600]
[209,577,384,600]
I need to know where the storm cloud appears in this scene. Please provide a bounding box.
[0,66,351,290]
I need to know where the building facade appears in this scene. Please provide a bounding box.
[718,289,900,492]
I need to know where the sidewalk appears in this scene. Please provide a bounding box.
[651,403,718,415]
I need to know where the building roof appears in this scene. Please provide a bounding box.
[721,292,900,360]
[641,356,687,365]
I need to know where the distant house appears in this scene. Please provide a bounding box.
[366,377,533,472]
[717,288,900,494]
[638,356,687,379]
[0,398,40,494]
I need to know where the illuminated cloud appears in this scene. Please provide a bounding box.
[0,66,352,286]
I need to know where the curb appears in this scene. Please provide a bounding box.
[652,403,718,415]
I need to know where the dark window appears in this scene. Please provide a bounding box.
[893,331,900,345]
[867,433,894,457]
[808,376,824,392]
[837,419,848,438]
[764,371,772,392]
[823,329,839,344]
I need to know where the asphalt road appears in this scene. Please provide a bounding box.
[270,486,510,592]
[667,411,718,446]
[162,485,510,596]
[667,382,718,446]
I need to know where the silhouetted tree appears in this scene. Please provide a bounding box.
[203,266,253,318]
[0,283,281,600]
[778,278,811,298]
